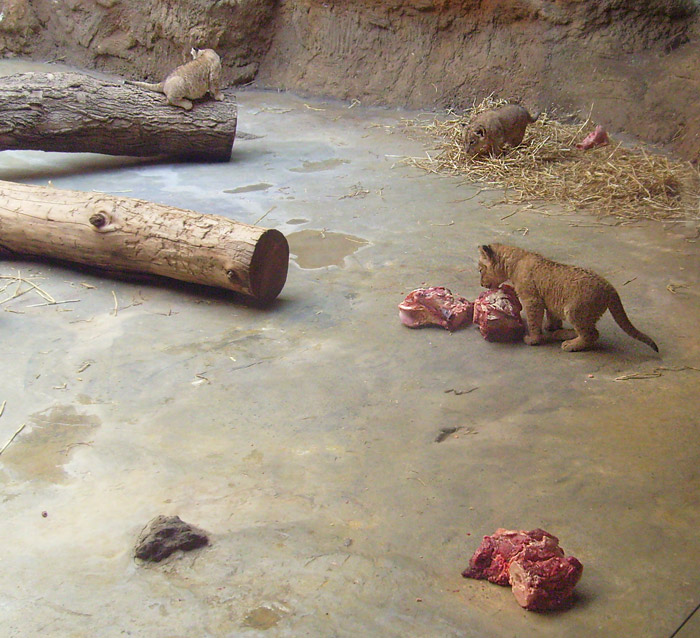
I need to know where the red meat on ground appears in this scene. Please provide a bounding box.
[463,528,583,611]
[472,285,525,342]
[576,124,609,150]
[509,543,584,611]
[398,286,474,331]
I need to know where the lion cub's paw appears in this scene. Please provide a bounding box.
[524,334,544,346]
[561,338,592,352]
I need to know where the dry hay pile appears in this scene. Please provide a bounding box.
[402,98,700,224]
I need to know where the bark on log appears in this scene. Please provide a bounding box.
[0,180,288,303]
[0,72,237,162]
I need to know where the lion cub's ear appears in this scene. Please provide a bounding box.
[479,244,495,262]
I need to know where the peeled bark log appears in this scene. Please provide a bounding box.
[0,180,288,303]
[0,72,237,161]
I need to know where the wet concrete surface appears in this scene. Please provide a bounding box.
[1,61,700,637]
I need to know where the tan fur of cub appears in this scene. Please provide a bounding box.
[128,48,224,110]
[478,243,659,352]
[462,104,537,157]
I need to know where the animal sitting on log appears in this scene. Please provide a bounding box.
[127,48,224,110]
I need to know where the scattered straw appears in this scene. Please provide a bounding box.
[76,361,92,374]
[254,205,277,225]
[0,274,56,306]
[401,97,700,223]
[0,423,26,456]
[340,183,371,199]
[615,365,700,381]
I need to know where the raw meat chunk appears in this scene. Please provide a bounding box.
[576,125,609,150]
[472,285,525,342]
[509,545,584,611]
[462,528,583,612]
[461,528,554,585]
[398,287,474,331]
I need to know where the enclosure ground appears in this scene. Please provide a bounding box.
[1,68,699,637]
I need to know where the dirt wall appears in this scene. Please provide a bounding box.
[0,0,278,85]
[257,0,700,163]
[1,0,699,162]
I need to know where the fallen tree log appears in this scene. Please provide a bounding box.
[0,180,288,303]
[0,72,237,162]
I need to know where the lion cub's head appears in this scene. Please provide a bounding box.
[461,124,488,156]
[478,244,507,288]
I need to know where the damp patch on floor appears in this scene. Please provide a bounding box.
[289,159,349,173]
[223,182,274,194]
[0,405,100,483]
[286,229,370,269]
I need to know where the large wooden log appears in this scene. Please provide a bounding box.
[0,180,288,303]
[0,72,237,162]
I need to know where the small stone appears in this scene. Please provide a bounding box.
[41,511,48,518]
[134,515,209,562]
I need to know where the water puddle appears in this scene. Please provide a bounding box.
[243,606,282,630]
[289,159,349,173]
[0,405,100,483]
[224,183,273,194]
[287,229,369,269]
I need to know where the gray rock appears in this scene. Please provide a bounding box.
[134,515,209,562]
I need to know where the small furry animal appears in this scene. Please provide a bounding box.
[128,48,224,110]
[477,243,659,352]
[462,104,538,156]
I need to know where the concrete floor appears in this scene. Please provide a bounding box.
[1,61,700,638]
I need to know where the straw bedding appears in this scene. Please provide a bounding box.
[402,97,699,224]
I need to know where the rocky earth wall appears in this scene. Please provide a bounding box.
[1,0,699,162]
[0,0,278,85]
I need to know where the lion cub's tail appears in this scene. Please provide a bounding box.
[125,80,164,93]
[608,290,659,352]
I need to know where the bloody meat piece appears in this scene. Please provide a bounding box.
[462,528,583,611]
[576,125,609,150]
[509,545,584,611]
[398,287,474,331]
[472,285,525,342]
[461,528,554,585]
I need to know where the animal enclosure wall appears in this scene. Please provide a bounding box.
[1,0,699,160]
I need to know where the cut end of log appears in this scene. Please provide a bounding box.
[248,229,289,304]
[0,179,286,304]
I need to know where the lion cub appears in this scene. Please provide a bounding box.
[462,104,538,157]
[478,244,658,352]
[128,48,224,110]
